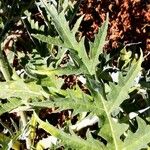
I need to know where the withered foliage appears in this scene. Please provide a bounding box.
[78,0,150,53]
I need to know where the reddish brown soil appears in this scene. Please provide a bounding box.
[78,0,150,53]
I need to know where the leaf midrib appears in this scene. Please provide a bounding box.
[97,93,120,150]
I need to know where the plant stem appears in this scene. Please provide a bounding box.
[19,111,31,150]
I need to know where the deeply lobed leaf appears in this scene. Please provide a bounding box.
[34,112,106,150]
[0,80,48,100]
[107,53,143,113]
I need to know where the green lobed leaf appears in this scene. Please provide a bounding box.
[39,0,89,71]
[92,92,128,150]
[40,0,78,50]
[34,112,105,150]
[122,117,150,150]
[87,15,108,75]
[24,10,45,32]
[31,80,128,149]
[30,86,104,115]
[86,76,128,149]
[30,93,104,115]
[32,34,65,47]
[0,80,48,100]
[91,53,143,149]
[107,53,143,113]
